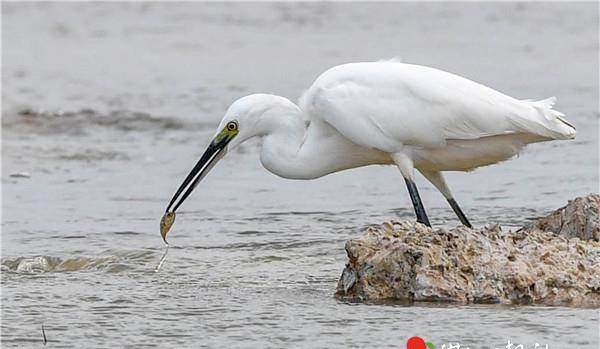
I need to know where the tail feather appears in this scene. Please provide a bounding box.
[528,96,557,111]
[517,97,576,140]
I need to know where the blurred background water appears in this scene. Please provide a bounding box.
[2,2,598,348]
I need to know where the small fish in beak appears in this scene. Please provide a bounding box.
[160,211,176,243]
[155,212,175,272]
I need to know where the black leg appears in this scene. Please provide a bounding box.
[447,198,472,228]
[404,178,431,227]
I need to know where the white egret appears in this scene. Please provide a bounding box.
[165,61,576,228]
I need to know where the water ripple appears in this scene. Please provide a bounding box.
[1,250,157,274]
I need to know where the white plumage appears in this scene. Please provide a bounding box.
[301,61,573,150]
[169,61,576,227]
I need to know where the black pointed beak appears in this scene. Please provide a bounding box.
[165,133,232,213]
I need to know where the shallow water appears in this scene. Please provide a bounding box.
[2,2,599,348]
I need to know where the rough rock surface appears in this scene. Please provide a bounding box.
[336,194,600,307]
[529,194,599,241]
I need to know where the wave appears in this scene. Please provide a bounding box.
[1,250,157,274]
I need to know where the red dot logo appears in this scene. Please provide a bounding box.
[407,336,427,349]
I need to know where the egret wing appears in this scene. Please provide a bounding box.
[300,62,574,152]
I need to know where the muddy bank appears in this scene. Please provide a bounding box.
[336,194,600,307]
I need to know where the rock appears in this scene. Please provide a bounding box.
[336,194,600,307]
[529,194,599,241]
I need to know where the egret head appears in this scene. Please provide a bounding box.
[165,94,298,213]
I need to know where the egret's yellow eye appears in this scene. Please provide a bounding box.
[227,121,238,131]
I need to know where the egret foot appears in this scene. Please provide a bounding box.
[404,178,431,227]
[447,198,472,228]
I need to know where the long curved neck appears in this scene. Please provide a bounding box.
[258,100,312,179]
[257,96,390,179]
